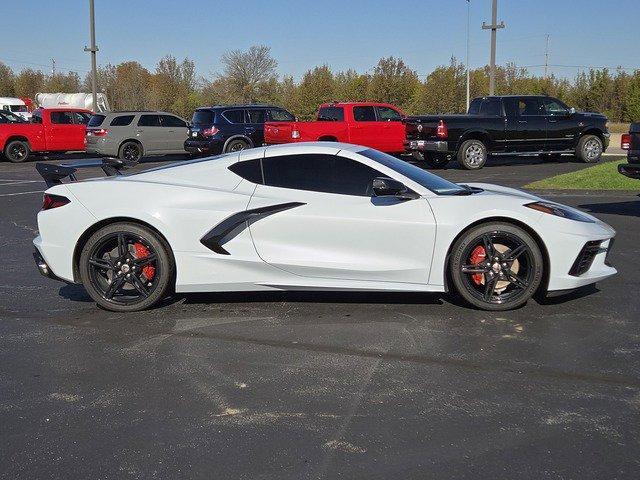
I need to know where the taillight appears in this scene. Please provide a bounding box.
[621,133,630,150]
[436,120,448,139]
[292,129,300,139]
[202,126,219,137]
[87,128,108,137]
[42,193,70,211]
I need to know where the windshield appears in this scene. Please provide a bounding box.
[9,105,28,113]
[359,148,467,195]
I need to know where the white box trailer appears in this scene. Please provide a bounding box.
[35,93,110,113]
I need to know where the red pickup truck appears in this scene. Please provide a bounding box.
[0,107,92,162]
[264,102,407,153]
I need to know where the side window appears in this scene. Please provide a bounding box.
[353,106,377,122]
[228,159,263,184]
[246,109,266,124]
[517,98,543,116]
[110,115,135,126]
[317,106,344,121]
[479,98,502,116]
[543,98,569,116]
[72,112,91,124]
[262,154,382,196]
[160,115,187,127]
[376,106,402,121]
[138,115,161,127]
[267,109,295,122]
[50,111,74,124]
[223,109,244,124]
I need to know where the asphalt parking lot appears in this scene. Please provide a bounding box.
[1,153,639,479]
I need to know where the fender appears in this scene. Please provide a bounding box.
[454,129,492,152]
[223,135,254,152]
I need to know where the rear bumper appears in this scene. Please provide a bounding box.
[618,163,640,179]
[86,138,119,157]
[33,245,65,282]
[184,138,224,155]
[627,149,640,164]
[404,139,450,153]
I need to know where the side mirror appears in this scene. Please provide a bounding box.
[371,177,419,200]
[568,107,576,116]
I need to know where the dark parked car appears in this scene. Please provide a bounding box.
[184,104,295,155]
[619,122,640,180]
[405,95,610,169]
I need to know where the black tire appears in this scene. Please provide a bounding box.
[79,222,174,312]
[576,134,603,163]
[224,139,249,153]
[457,139,487,170]
[449,222,544,311]
[4,140,30,163]
[423,153,450,169]
[119,141,143,163]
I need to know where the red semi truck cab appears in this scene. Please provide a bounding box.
[264,102,406,153]
[0,107,92,163]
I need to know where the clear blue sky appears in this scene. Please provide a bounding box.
[2,0,638,81]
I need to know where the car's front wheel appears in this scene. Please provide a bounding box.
[576,134,603,163]
[449,222,544,311]
[79,222,174,312]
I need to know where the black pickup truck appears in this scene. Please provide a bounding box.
[618,122,640,180]
[404,95,610,169]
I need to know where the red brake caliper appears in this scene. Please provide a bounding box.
[133,242,155,280]
[469,245,486,285]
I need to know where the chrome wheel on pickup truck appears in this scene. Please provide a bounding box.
[458,139,487,170]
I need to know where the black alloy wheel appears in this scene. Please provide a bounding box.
[119,141,143,163]
[450,223,543,310]
[5,140,30,163]
[225,139,249,153]
[79,223,173,311]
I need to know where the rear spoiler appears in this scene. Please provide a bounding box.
[36,158,135,188]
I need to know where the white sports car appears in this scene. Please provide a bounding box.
[33,142,616,312]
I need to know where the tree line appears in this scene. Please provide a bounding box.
[1,45,639,123]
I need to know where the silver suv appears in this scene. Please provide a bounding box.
[86,111,189,163]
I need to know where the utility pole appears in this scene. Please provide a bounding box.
[544,34,550,79]
[84,0,98,111]
[466,0,471,111]
[482,0,505,95]
[51,59,56,76]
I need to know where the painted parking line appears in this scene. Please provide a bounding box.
[0,190,44,197]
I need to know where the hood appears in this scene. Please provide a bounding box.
[463,183,542,202]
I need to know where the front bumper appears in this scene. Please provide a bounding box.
[404,139,449,153]
[184,138,224,155]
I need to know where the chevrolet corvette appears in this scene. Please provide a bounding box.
[33,142,616,312]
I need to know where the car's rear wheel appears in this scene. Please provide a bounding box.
[4,140,30,163]
[458,139,487,170]
[576,134,603,163]
[449,222,543,311]
[79,222,174,312]
[423,153,450,169]
[119,141,143,163]
[225,139,249,153]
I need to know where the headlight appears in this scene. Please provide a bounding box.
[525,201,595,223]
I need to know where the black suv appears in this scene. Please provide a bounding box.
[184,104,295,155]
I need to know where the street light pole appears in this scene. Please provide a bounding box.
[482,0,505,95]
[466,0,471,111]
[84,0,99,111]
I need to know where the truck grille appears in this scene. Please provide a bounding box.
[569,240,605,276]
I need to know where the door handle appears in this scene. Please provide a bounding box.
[548,120,557,123]
[518,120,527,124]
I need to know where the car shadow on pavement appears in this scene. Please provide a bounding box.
[579,199,640,218]
[59,283,93,302]
[536,284,600,305]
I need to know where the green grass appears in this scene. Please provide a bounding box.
[525,160,639,191]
